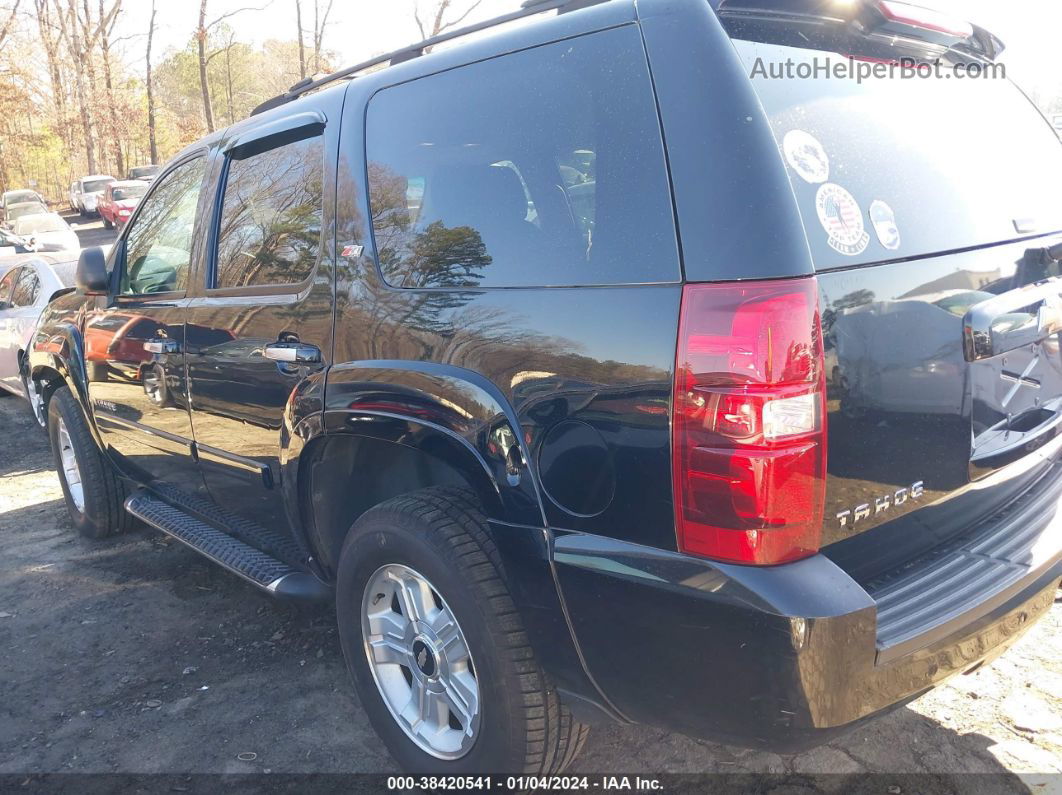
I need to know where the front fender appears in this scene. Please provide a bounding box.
[29,317,100,444]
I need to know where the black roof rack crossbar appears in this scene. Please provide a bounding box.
[251,0,602,116]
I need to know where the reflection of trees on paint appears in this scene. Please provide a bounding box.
[369,161,491,291]
[214,137,324,289]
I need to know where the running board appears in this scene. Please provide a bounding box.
[125,492,329,602]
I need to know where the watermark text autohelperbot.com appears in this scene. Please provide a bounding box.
[750,56,1006,84]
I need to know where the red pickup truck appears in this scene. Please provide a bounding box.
[97,180,149,230]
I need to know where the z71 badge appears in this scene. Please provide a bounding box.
[836,481,924,527]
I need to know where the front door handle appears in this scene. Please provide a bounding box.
[144,338,180,354]
[262,341,321,364]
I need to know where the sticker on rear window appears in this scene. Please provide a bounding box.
[869,200,901,251]
[783,130,830,184]
[816,184,870,257]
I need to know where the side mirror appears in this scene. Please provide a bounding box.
[76,246,109,295]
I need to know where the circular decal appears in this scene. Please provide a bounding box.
[815,183,870,257]
[869,200,901,251]
[783,130,830,184]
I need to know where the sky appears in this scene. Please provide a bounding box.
[116,0,1062,108]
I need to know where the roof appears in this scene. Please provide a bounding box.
[79,175,116,182]
[110,180,149,189]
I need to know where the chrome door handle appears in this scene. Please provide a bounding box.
[143,338,180,354]
[263,341,321,363]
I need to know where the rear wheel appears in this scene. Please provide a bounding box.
[102,214,113,229]
[142,363,170,407]
[47,386,133,539]
[336,487,588,774]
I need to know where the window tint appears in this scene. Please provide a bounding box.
[121,158,206,296]
[213,133,324,289]
[365,26,679,288]
[12,267,40,306]
[731,38,1062,269]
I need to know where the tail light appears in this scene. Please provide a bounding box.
[672,278,827,565]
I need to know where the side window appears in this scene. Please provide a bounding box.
[121,157,207,296]
[11,267,40,307]
[365,25,679,288]
[213,133,324,290]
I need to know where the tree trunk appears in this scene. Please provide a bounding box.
[295,0,305,79]
[312,0,332,73]
[63,0,96,174]
[99,0,125,176]
[146,0,158,163]
[197,0,214,133]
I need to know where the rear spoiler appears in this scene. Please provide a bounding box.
[713,0,1004,61]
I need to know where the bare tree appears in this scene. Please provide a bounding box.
[98,0,124,175]
[311,0,332,73]
[55,0,97,172]
[33,0,67,151]
[196,0,268,132]
[294,0,304,79]
[0,0,21,50]
[145,0,157,163]
[413,0,483,42]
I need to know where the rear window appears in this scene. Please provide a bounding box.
[731,39,1062,270]
[365,25,679,288]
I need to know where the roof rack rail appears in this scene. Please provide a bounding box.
[251,0,607,117]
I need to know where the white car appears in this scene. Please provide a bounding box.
[12,213,81,253]
[73,174,116,216]
[0,255,77,424]
[69,181,81,211]
[1,188,45,209]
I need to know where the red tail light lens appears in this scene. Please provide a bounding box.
[874,1,973,39]
[672,278,827,565]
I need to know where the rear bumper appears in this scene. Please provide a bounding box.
[553,502,1061,751]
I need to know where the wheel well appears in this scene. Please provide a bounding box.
[302,433,496,579]
[27,364,65,410]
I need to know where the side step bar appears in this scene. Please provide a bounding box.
[125,491,330,602]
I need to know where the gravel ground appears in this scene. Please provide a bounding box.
[0,392,1060,791]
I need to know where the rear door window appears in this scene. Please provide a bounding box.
[731,39,1062,270]
[12,267,40,307]
[212,132,325,290]
[365,25,679,288]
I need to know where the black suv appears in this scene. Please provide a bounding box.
[28,0,1062,774]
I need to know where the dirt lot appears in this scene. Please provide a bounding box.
[0,392,1060,790]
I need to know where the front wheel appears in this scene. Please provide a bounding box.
[336,487,588,774]
[102,215,113,229]
[47,386,133,539]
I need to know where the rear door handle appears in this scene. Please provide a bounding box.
[262,341,321,363]
[143,338,180,354]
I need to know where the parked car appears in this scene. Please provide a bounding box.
[0,226,49,255]
[126,165,160,182]
[3,201,49,227]
[12,213,80,253]
[98,180,149,230]
[1,188,46,209]
[0,255,76,423]
[26,0,1062,775]
[68,181,81,211]
[72,175,116,216]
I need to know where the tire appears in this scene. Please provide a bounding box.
[336,487,589,774]
[102,215,113,229]
[47,385,133,539]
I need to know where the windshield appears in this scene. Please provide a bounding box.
[729,37,1062,270]
[129,166,159,179]
[83,179,113,194]
[16,215,67,234]
[7,203,47,221]
[112,185,147,201]
[4,190,37,205]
